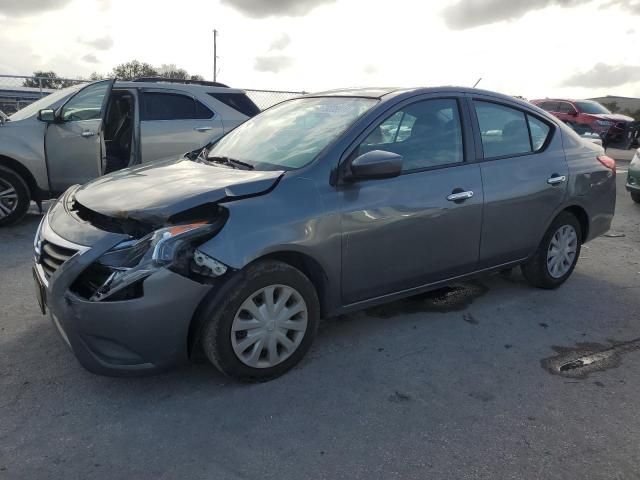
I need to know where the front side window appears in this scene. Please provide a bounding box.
[141,92,213,121]
[60,82,111,121]
[474,101,552,157]
[575,101,611,115]
[207,97,377,170]
[357,98,464,171]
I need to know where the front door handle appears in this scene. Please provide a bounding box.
[547,175,567,185]
[194,126,213,132]
[447,190,474,202]
[81,130,96,138]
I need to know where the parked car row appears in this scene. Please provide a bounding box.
[0,78,260,226]
[30,86,616,381]
[531,98,636,148]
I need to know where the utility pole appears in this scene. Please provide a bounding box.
[213,29,218,82]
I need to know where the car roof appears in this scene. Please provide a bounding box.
[308,86,531,105]
[113,80,246,94]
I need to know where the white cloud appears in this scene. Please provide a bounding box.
[254,55,294,73]
[269,33,291,51]
[220,0,335,17]
[0,0,71,17]
[80,36,113,50]
[562,63,640,88]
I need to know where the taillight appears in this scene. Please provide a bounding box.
[597,155,616,173]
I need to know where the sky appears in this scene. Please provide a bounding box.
[0,0,639,99]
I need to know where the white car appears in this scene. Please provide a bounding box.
[0,78,261,226]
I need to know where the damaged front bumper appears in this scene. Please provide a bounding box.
[33,193,215,376]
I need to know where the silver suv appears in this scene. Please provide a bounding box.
[0,78,260,226]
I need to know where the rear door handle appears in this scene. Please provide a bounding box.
[447,190,474,202]
[80,130,96,138]
[194,126,213,132]
[547,175,567,185]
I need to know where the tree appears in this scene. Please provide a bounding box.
[23,71,75,89]
[601,101,620,113]
[158,64,204,81]
[111,60,158,80]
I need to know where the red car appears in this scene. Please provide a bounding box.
[531,98,634,147]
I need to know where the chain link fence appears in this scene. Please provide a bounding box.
[243,89,304,110]
[0,74,304,114]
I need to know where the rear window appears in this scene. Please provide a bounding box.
[207,92,260,117]
[141,92,213,121]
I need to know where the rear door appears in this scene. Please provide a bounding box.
[139,89,224,162]
[45,79,114,192]
[469,96,568,268]
[339,95,483,304]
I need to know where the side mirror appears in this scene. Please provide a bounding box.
[568,110,578,116]
[349,150,403,180]
[38,109,56,122]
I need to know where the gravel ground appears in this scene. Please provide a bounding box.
[0,154,639,480]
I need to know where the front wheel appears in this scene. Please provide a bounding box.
[521,212,582,289]
[200,260,320,382]
[0,166,30,227]
[631,192,640,204]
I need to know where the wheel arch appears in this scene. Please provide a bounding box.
[562,204,589,243]
[0,155,42,201]
[187,249,333,360]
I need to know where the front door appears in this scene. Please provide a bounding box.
[139,90,224,163]
[45,80,114,192]
[469,97,568,268]
[339,96,483,305]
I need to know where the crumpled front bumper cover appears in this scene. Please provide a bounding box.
[37,201,213,376]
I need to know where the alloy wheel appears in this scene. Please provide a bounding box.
[231,284,308,368]
[546,224,578,278]
[0,178,18,219]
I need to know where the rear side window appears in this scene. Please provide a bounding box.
[558,102,576,114]
[528,115,551,150]
[474,101,551,158]
[141,92,213,121]
[539,101,559,112]
[207,92,260,117]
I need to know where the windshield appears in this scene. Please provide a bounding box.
[576,101,611,115]
[9,85,82,121]
[207,97,377,170]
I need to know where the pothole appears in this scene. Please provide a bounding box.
[541,338,640,378]
[365,281,489,319]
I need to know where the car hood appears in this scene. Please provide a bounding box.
[74,158,284,225]
[591,113,634,122]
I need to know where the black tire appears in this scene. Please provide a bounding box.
[0,166,30,227]
[631,192,640,204]
[521,212,582,289]
[200,260,320,382]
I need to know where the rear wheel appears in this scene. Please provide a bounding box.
[0,166,30,227]
[200,260,320,382]
[631,192,640,204]
[521,212,582,289]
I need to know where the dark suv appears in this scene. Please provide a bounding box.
[531,98,633,147]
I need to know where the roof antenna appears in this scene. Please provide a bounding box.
[473,78,482,88]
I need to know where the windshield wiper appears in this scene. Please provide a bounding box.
[208,156,254,170]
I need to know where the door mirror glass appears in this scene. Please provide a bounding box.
[38,109,56,122]
[350,150,403,179]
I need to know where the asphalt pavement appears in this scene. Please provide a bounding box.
[1,153,639,480]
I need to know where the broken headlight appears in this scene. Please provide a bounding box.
[87,222,226,301]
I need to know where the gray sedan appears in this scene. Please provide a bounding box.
[33,87,616,381]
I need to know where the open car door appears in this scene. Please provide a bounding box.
[45,79,115,193]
